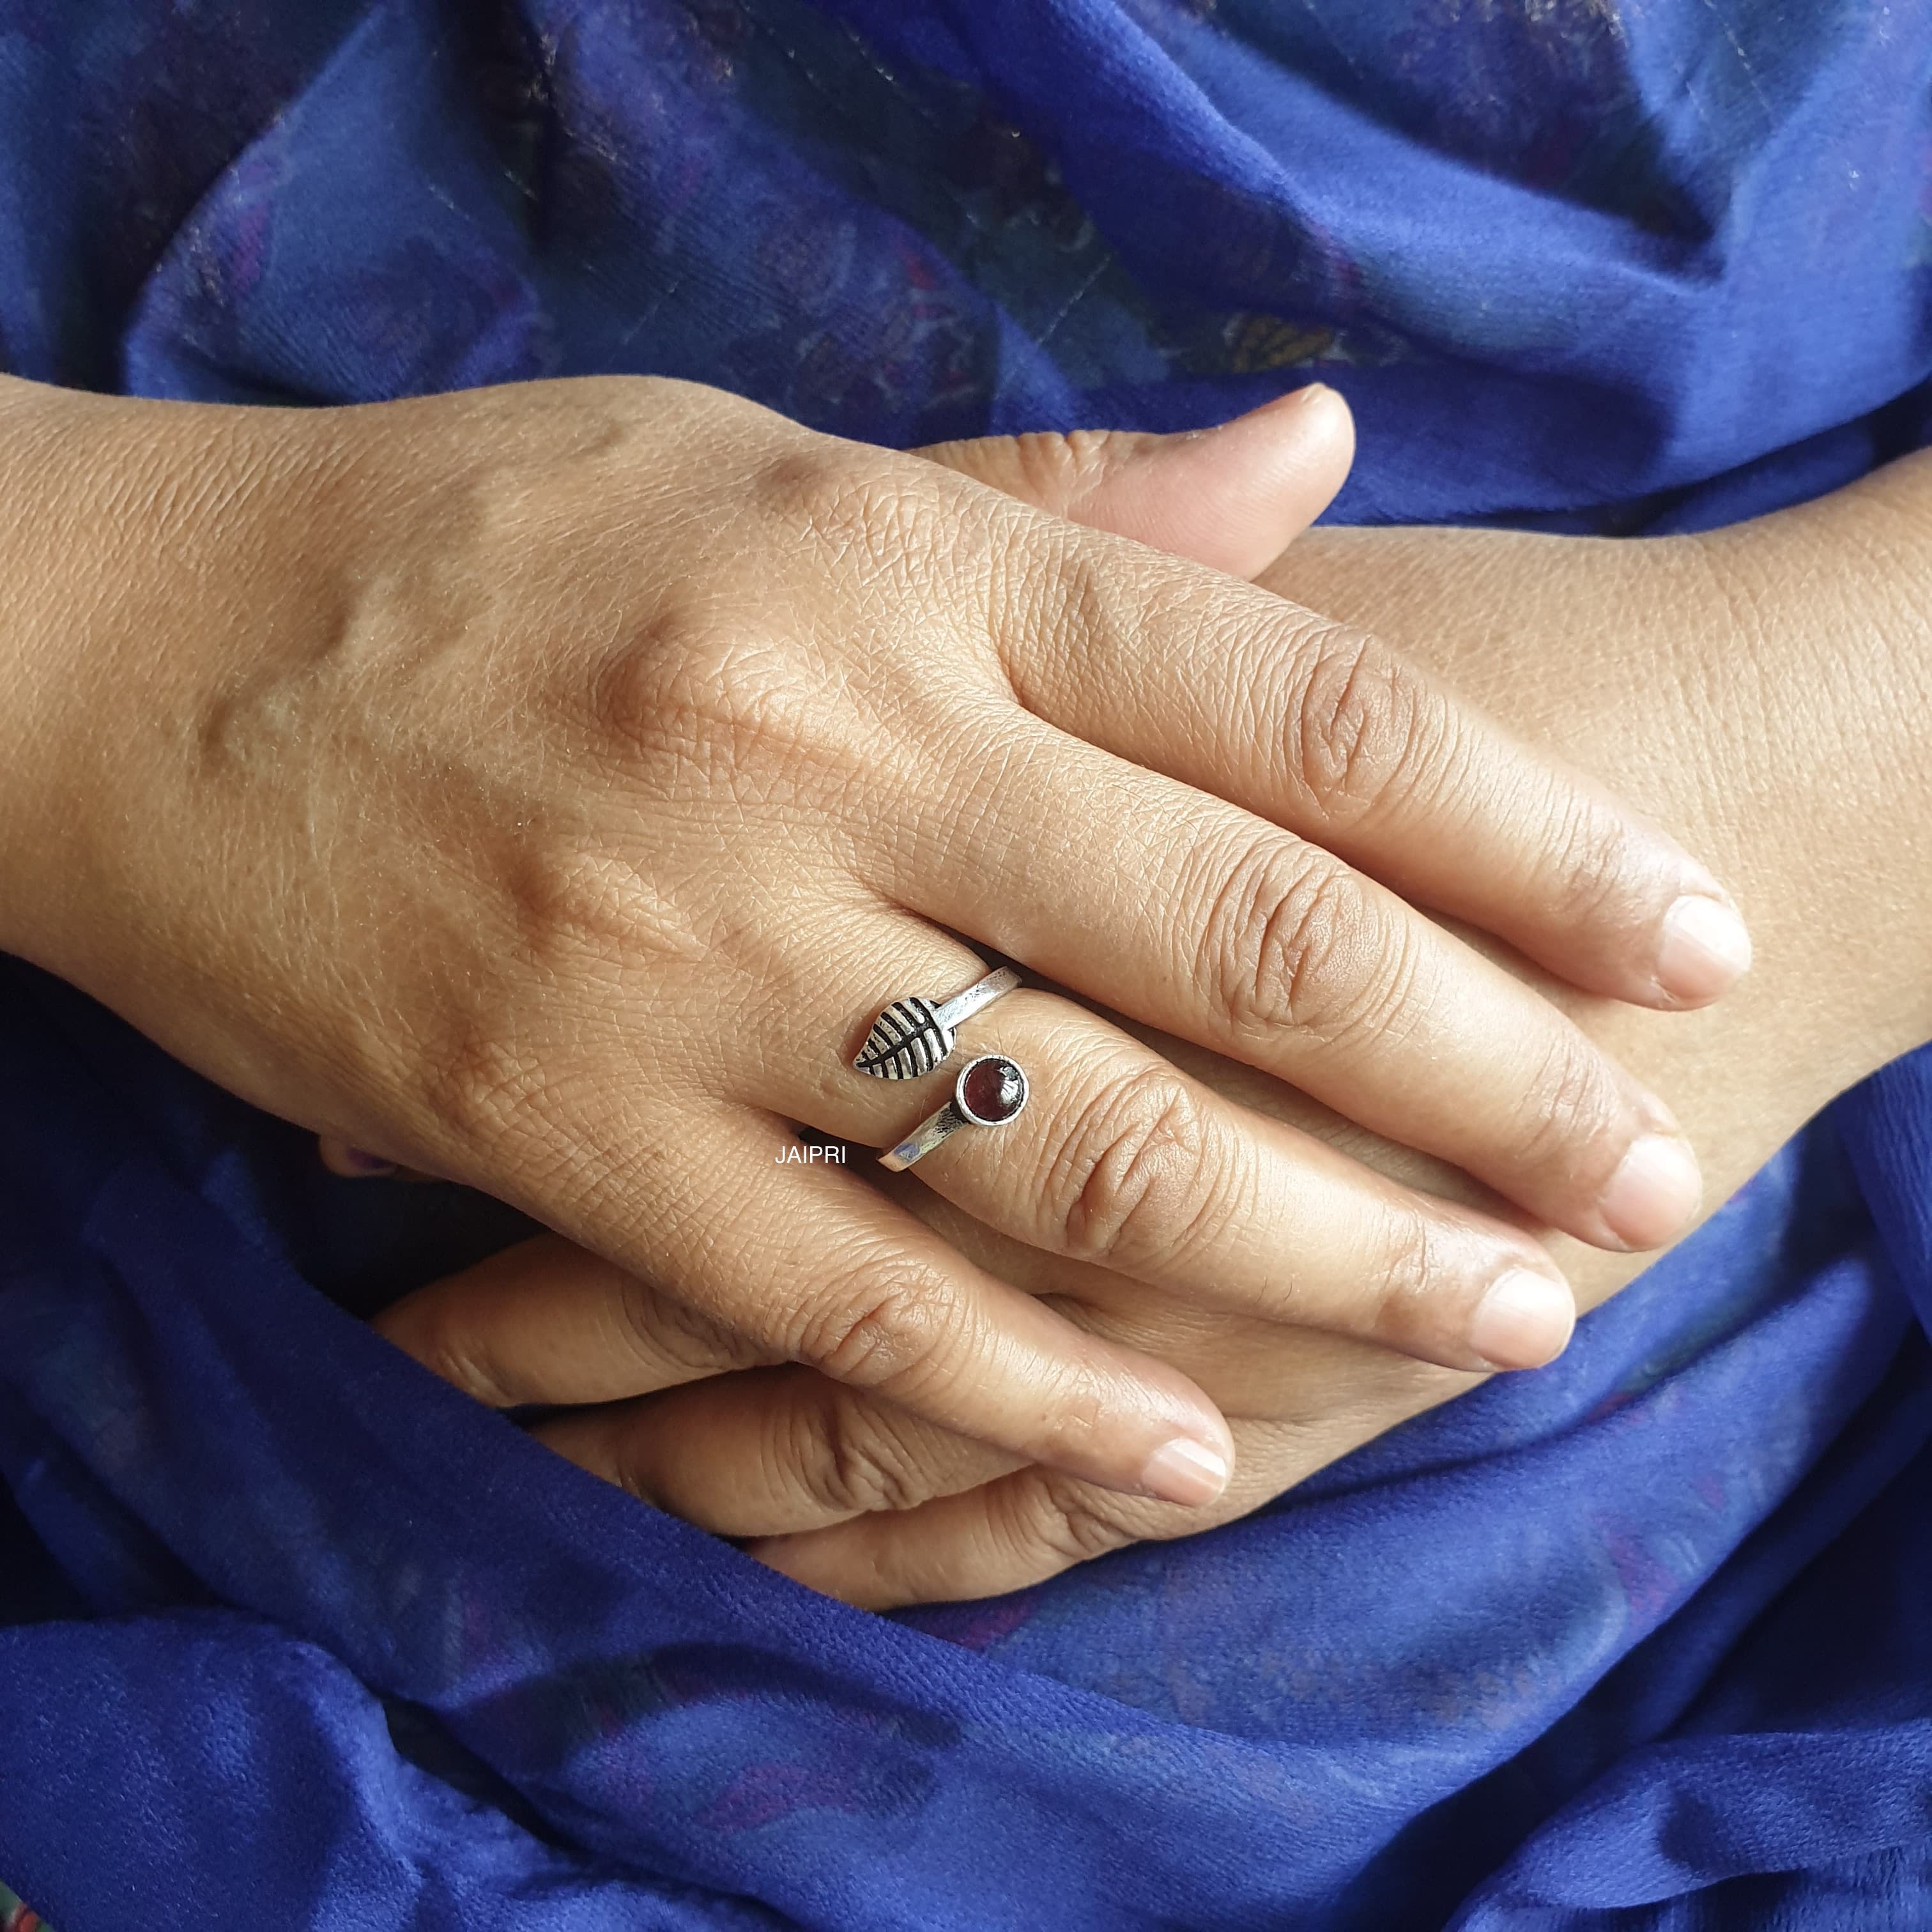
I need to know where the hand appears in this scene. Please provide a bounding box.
[0,374,1742,1514]
[378,452,1932,1605]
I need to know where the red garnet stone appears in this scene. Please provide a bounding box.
[958,1054,1027,1126]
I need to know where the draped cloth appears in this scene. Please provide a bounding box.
[3,3,1931,1925]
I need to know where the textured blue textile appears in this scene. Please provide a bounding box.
[3,3,1932,1926]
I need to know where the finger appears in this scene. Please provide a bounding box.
[532,1362,1020,1540]
[525,1209,1476,1551]
[846,749,1701,1252]
[916,383,1354,579]
[744,1424,1319,1611]
[372,1233,775,1407]
[528,1287,1450,1547]
[990,519,1751,1010]
[457,1104,1236,1509]
[767,970,1581,1372]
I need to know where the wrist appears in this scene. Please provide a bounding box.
[0,379,245,985]
[1697,461,1932,1065]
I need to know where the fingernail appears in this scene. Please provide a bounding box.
[1656,894,1752,1001]
[1139,1437,1230,1508]
[1598,1133,1703,1249]
[1469,1267,1575,1370]
[1259,381,1333,417]
[1211,383,1333,436]
[321,1138,397,1178]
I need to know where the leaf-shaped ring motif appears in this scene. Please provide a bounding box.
[851,966,1021,1078]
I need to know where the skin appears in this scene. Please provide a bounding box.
[0,373,1742,1516]
[378,433,1932,1607]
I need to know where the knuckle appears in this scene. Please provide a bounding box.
[1286,624,1438,827]
[990,521,1117,699]
[799,1399,940,1519]
[591,606,821,772]
[759,443,967,595]
[603,1457,667,1512]
[1358,1196,1445,1338]
[390,1308,515,1408]
[588,603,719,749]
[999,428,1117,512]
[1045,1064,1225,1268]
[615,1280,769,1377]
[502,839,703,973]
[1003,1473,1143,1570]
[1200,841,1400,1046]
[589,604,885,828]
[791,1263,961,1397]
[1544,797,1637,931]
[1515,1024,1618,1176]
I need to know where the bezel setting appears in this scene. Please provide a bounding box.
[954,1053,1029,1128]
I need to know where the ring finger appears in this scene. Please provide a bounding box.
[874,714,1699,1254]
[755,916,1579,1377]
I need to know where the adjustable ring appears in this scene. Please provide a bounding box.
[852,965,1021,1080]
[878,1054,1029,1170]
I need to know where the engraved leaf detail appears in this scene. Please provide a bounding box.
[854,997,955,1078]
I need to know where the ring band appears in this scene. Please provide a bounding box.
[852,965,1021,1080]
[878,1054,1029,1170]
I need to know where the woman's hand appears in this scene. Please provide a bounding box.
[0,374,1740,1510]
[379,452,1932,1606]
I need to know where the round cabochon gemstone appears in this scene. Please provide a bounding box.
[958,1054,1027,1125]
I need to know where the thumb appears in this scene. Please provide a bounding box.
[914,383,1354,578]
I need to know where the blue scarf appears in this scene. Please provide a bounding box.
[3,3,1930,1924]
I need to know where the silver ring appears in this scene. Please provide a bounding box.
[852,965,1021,1080]
[878,1054,1029,1170]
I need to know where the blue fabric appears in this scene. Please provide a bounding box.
[3,3,1931,1926]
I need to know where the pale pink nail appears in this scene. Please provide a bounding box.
[1468,1267,1575,1370]
[1656,894,1752,1001]
[1598,1133,1703,1249]
[1139,1438,1230,1508]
